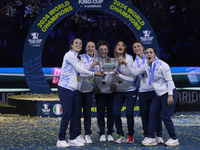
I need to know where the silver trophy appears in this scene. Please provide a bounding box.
[94,50,118,74]
[99,57,118,74]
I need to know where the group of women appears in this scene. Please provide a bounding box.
[56,38,179,148]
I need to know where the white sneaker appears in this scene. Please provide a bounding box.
[68,139,85,147]
[142,137,148,143]
[165,138,179,146]
[142,138,157,146]
[56,140,70,148]
[76,134,86,143]
[107,134,114,142]
[85,135,92,144]
[99,135,106,142]
[156,137,164,144]
[114,134,126,143]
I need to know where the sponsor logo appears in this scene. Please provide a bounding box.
[79,0,103,8]
[140,30,154,44]
[28,32,42,47]
[42,104,51,115]
[53,104,63,115]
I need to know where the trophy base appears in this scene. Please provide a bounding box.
[104,71,115,75]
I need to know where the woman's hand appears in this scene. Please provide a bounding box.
[119,58,128,66]
[167,95,174,106]
[94,71,106,77]
[90,60,99,69]
[93,87,100,94]
[118,59,123,66]
[114,71,120,77]
[110,84,117,91]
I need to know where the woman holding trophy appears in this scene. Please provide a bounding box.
[76,41,98,144]
[93,40,117,142]
[113,41,138,144]
[56,38,104,148]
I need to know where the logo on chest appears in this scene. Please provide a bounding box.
[154,69,160,74]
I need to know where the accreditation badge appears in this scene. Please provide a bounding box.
[89,78,93,83]
[77,77,80,82]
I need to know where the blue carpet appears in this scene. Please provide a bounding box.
[0,111,200,150]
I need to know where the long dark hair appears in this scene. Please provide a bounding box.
[132,40,144,48]
[85,41,96,50]
[132,40,144,60]
[145,46,156,55]
[69,38,82,60]
[97,40,109,50]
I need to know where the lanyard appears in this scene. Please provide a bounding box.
[116,66,121,74]
[149,58,157,85]
[136,53,145,68]
[85,53,95,72]
[136,53,145,77]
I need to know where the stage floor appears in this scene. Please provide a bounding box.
[0,111,200,150]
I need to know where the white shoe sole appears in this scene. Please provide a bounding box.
[68,143,84,147]
[86,141,93,144]
[68,141,85,147]
[56,144,70,148]
[126,141,134,144]
[157,141,164,144]
[114,140,126,144]
[165,141,179,146]
[142,142,157,146]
